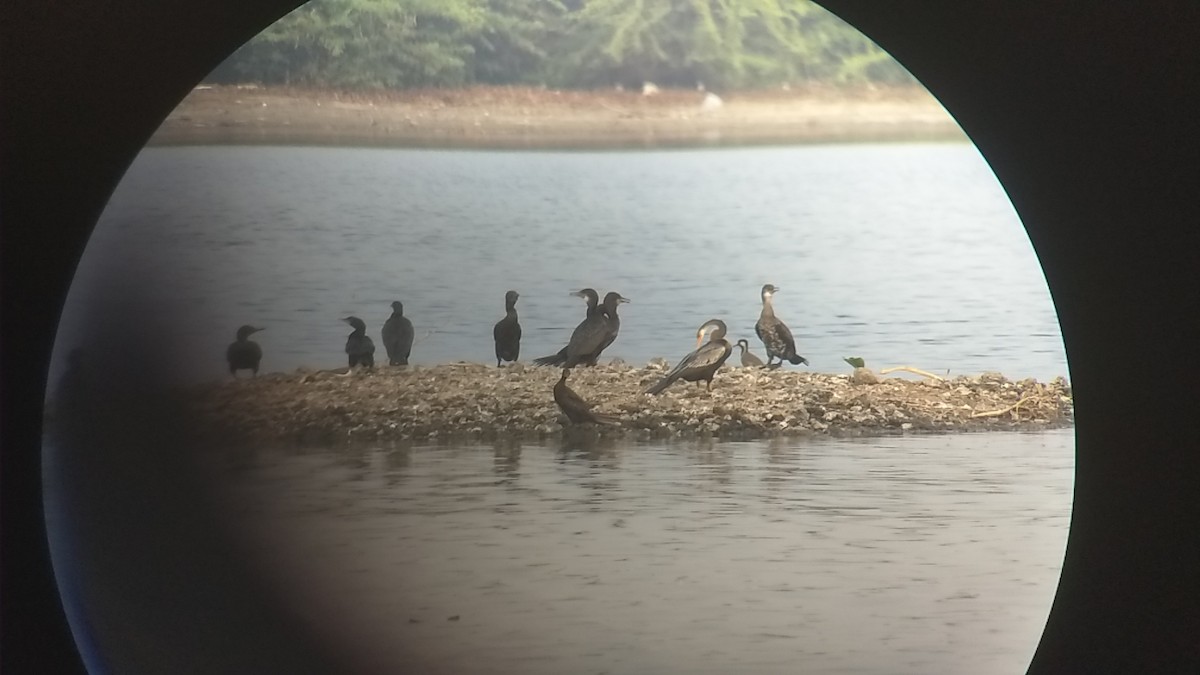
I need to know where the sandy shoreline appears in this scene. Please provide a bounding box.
[151,84,965,149]
[181,362,1073,446]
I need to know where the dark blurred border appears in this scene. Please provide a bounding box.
[3,2,1198,673]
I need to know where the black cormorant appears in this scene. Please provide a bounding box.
[755,284,808,368]
[554,368,621,426]
[584,291,630,366]
[533,288,601,367]
[493,290,521,367]
[381,301,414,366]
[643,319,733,394]
[343,316,376,368]
[735,338,765,368]
[226,325,264,377]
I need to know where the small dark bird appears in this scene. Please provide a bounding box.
[343,316,375,368]
[755,284,808,368]
[735,338,764,368]
[553,368,621,426]
[493,290,522,367]
[226,325,265,377]
[533,288,601,367]
[584,291,630,366]
[381,301,414,366]
[643,319,733,394]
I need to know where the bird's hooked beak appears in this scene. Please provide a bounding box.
[618,296,631,304]
[251,326,265,334]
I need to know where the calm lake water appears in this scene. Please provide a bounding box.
[47,142,1074,673]
[207,429,1073,675]
[54,143,1067,384]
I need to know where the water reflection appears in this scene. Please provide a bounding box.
[491,438,521,481]
[203,430,1073,675]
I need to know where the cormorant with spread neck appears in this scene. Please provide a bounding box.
[343,316,375,368]
[226,325,265,377]
[493,290,521,367]
[533,288,600,367]
[584,291,630,366]
[755,284,808,368]
[381,301,414,366]
[553,368,621,426]
[643,319,733,394]
[735,338,765,368]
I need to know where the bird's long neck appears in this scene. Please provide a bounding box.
[505,300,517,314]
[760,294,776,319]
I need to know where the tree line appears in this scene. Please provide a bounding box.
[207,0,914,91]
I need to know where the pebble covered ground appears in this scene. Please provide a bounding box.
[183,361,1073,445]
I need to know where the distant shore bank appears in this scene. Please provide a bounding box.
[150,84,966,149]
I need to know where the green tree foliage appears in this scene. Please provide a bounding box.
[208,0,913,90]
[470,0,566,84]
[210,0,487,88]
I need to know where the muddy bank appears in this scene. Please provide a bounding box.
[151,84,965,149]
[183,362,1072,445]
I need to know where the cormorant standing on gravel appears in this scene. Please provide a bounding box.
[755,284,808,368]
[226,325,265,377]
[584,291,630,366]
[381,301,414,366]
[493,290,521,367]
[644,319,733,394]
[553,368,621,426]
[343,316,376,368]
[533,288,600,367]
[735,338,764,368]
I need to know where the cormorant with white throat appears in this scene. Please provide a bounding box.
[755,284,808,368]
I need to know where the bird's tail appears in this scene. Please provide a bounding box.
[643,375,675,395]
[788,354,809,366]
[591,412,622,426]
[533,348,568,367]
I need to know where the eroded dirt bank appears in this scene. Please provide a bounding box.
[151,84,964,149]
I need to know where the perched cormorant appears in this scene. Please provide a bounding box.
[643,319,733,394]
[493,290,522,367]
[755,284,808,368]
[226,325,265,377]
[735,338,765,368]
[381,301,414,366]
[343,316,376,368]
[533,288,601,367]
[584,291,630,366]
[553,368,621,426]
